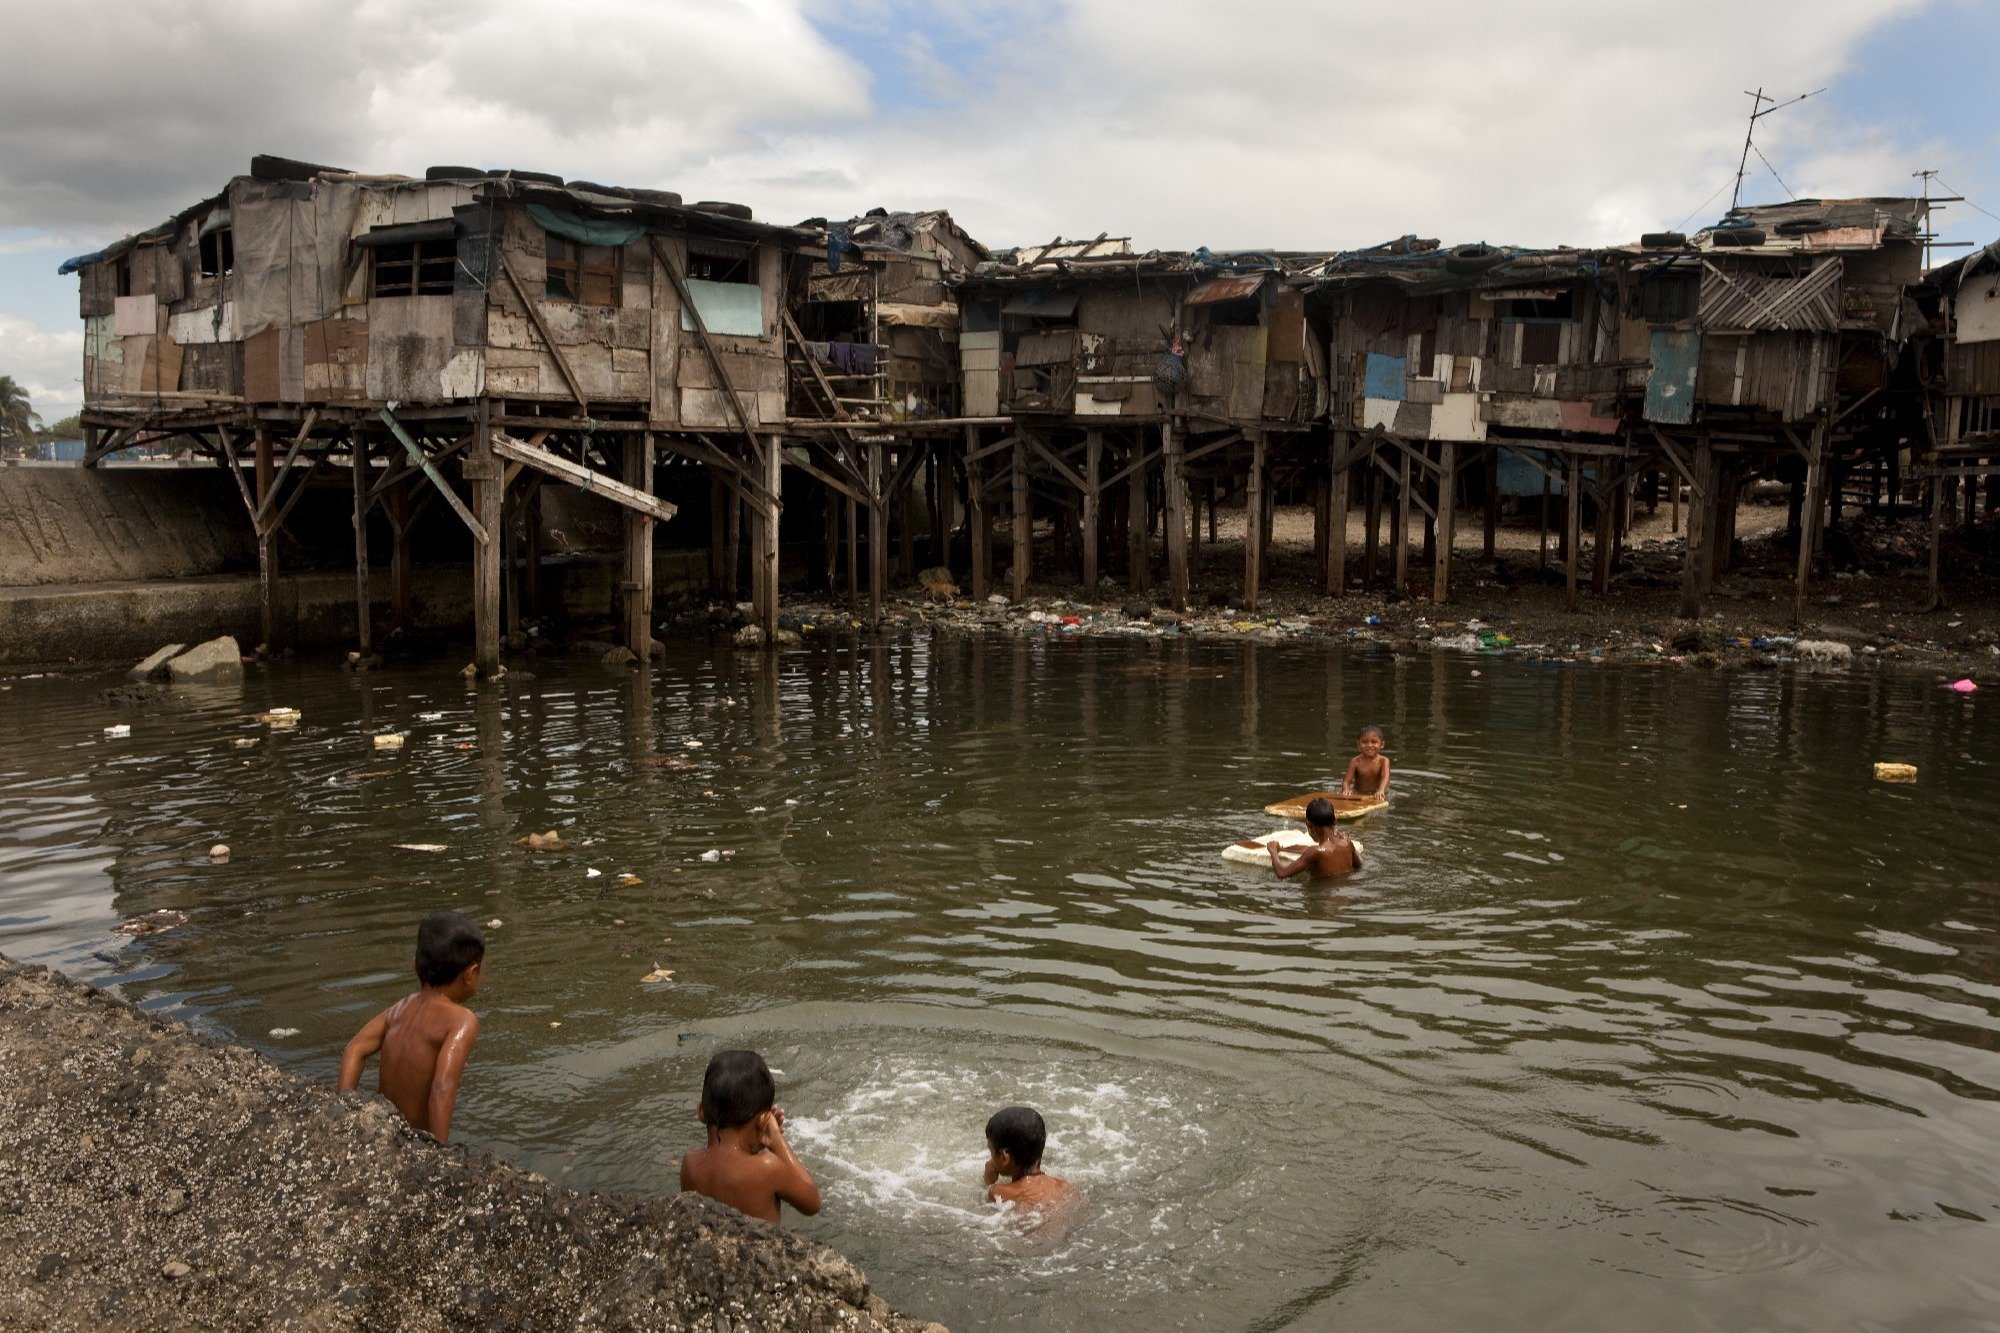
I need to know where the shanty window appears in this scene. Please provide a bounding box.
[687,240,757,286]
[372,240,457,298]
[199,227,234,278]
[115,258,132,298]
[545,235,621,306]
[1499,291,1574,321]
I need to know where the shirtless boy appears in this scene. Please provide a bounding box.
[1341,725,1391,797]
[983,1106,1075,1214]
[338,911,485,1144]
[1268,798,1363,880]
[680,1049,822,1225]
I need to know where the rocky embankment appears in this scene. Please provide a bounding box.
[0,957,938,1332]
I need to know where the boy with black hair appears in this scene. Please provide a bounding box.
[1341,725,1391,797]
[1268,797,1363,881]
[338,911,485,1144]
[680,1049,822,1225]
[983,1105,1074,1212]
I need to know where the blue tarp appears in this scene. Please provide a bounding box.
[1645,330,1700,425]
[1363,352,1407,401]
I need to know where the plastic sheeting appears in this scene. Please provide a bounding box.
[526,204,645,248]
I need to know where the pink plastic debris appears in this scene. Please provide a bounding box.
[1950,678,1977,693]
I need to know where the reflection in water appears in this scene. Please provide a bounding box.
[2,640,1999,1330]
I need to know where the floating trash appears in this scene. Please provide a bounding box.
[104,724,131,738]
[393,843,447,853]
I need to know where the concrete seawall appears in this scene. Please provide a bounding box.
[0,464,719,666]
[0,957,939,1331]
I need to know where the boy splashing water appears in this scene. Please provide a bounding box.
[338,911,485,1144]
[984,1106,1075,1215]
[1268,797,1363,881]
[680,1050,822,1225]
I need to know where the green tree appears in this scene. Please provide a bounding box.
[0,376,42,457]
[43,412,81,439]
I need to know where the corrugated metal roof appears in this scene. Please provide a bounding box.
[1186,273,1265,304]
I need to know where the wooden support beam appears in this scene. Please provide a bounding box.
[1082,430,1102,593]
[967,428,990,599]
[1432,440,1456,604]
[1327,429,1351,594]
[388,475,412,626]
[1245,430,1266,610]
[254,427,278,649]
[1483,446,1499,559]
[497,256,590,413]
[1363,465,1381,586]
[624,433,655,657]
[379,410,489,545]
[1678,438,1714,620]
[1164,421,1189,611]
[352,435,371,654]
[1564,455,1582,610]
[869,442,888,624]
[523,476,543,618]
[755,435,781,640]
[253,409,319,528]
[1127,439,1151,595]
[1393,448,1411,594]
[1011,436,1031,601]
[1927,471,1945,607]
[1793,422,1829,623]
[489,431,680,524]
[469,401,503,678]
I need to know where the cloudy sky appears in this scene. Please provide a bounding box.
[4,0,1997,423]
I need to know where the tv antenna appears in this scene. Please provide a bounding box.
[1731,86,1824,212]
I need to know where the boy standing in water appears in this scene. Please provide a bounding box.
[681,1050,822,1225]
[338,911,485,1144]
[984,1106,1075,1213]
[1341,725,1391,797]
[1268,798,1363,881]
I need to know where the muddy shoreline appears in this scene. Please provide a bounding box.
[0,957,938,1331]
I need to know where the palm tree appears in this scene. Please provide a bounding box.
[0,376,41,458]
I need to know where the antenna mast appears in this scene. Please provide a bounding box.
[1730,86,1825,213]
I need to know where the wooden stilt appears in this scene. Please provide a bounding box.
[1362,466,1380,585]
[471,403,503,678]
[709,470,728,595]
[255,427,277,650]
[968,430,990,599]
[1011,437,1031,601]
[725,483,742,601]
[1245,431,1265,610]
[1128,439,1150,594]
[1327,429,1350,594]
[757,434,781,640]
[1927,471,1945,605]
[1592,467,1615,597]
[1392,449,1410,594]
[823,486,840,592]
[1793,424,1828,623]
[1432,440,1456,604]
[1483,446,1499,559]
[1538,465,1551,570]
[523,477,542,618]
[389,473,412,627]
[623,432,655,656]
[352,434,371,654]
[869,443,888,625]
[1082,429,1102,594]
[1165,422,1190,610]
[1678,438,1713,620]
[1564,455,1581,610]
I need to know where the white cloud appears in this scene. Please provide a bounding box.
[0,315,84,424]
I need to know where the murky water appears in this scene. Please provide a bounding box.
[4,638,1998,1330]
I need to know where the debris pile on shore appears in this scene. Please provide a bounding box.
[0,957,938,1332]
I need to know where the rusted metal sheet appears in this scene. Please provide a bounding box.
[1186,273,1265,305]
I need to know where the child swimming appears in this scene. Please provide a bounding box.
[1267,797,1362,880]
[983,1105,1075,1216]
[680,1049,822,1226]
[1341,725,1391,798]
[337,911,485,1144]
